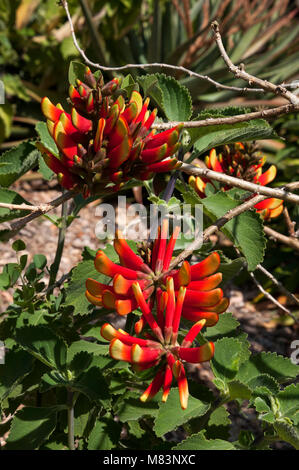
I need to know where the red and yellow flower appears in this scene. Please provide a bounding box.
[37,67,182,197]
[101,286,214,409]
[86,223,228,328]
[189,143,283,220]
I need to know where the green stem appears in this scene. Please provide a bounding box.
[48,195,68,289]
[67,389,75,451]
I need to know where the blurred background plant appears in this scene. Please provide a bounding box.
[0,0,298,308]
[1,0,299,149]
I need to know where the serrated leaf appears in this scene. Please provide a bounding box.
[254,396,271,413]
[64,244,119,315]
[187,108,276,156]
[72,356,110,404]
[236,351,299,384]
[206,406,231,440]
[154,389,210,437]
[40,370,69,393]
[5,406,57,450]
[177,182,266,271]
[228,380,252,400]
[202,191,266,271]
[88,417,121,450]
[273,420,299,450]
[116,393,160,423]
[0,142,39,187]
[0,349,34,402]
[247,374,280,396]
[67,340,109,363]
[173,432,236,450]
[15,326,67,370]
[276,384,299,420]
[138,73,192,121]
[211,337,245,383]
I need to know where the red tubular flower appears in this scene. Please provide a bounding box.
[101,289,214,409]
[86,224,228,327]
[37,67,182,197]
[189,142,283,220]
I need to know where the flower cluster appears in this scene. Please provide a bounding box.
[189,142,283,220]
[101,290,214,410]
[86,225,229,329]
[86,224,229,409]
[37,67,182,197]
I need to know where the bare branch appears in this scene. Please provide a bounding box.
[0,202,46,212]
[248,269,293,317]
[257,264,299,309]
[264,226,299,251]
[152,103,298,130]
[283,207,296,237]
[1,190,74,238]
[180,162,299,205]
[60,0,271,96]
[211,20,299,106]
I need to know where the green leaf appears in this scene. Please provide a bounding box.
[138,73,192,121]
[39,370,70,393]
[5,406,57,450]
[211,337,245,383]
[12,239,26,252]
[64,244,119,315]
[154,389,210,437]
[68,60,101,86]
[35,121,58,156]
[0,349,34,402]
[204,313,240,342]
[247,374,280,396]
[218,257,246,283]
[0,188,32,224]
[201,191,266,271]
[2,74,30,102]
[116,394,160,422]
[67,340,109,363]
[120,74,137,97]
[276,384,299,420]
[0,142,39,187]
[33,254,47,270]
[15,326,67,370]
[173,432,236,450]
[236,351,299,384]
[87,416,121,450]
[38,155,54,181]
[71,356,110,404]
[206,406,231,440]
[187,108,276,156]
[228,380,252,400]
[273,420,299,450]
